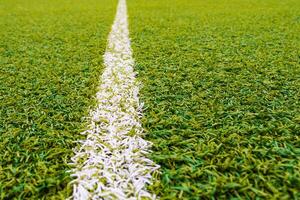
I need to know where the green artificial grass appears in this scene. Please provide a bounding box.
[128,0,300,199]
[0,0,117,198]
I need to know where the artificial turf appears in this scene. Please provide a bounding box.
[128,0,300,199]
[0,0,117,198]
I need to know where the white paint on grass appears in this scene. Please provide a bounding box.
[69,0,159,199]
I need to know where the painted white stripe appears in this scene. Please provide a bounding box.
[69,0,159,199]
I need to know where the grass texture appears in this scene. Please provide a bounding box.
[128,0,300,199]
[0,0,117,198]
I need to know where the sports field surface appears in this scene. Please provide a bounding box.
[0,0,117,198]
[0,0,300,199]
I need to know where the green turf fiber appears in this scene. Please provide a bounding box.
[0,0,117,198]
[128,0,300,199]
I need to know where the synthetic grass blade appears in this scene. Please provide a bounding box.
[69,0,159,199]
[127,0,300,198]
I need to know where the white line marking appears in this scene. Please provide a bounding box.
[69,0,159,199]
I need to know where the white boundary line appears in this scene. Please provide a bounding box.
[69,0,159,199]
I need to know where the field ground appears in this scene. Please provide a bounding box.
[128,0,300,199]
[0,0,300,199]
[0,0,117,198]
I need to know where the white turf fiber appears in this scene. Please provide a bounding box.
[69,0,159,199]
